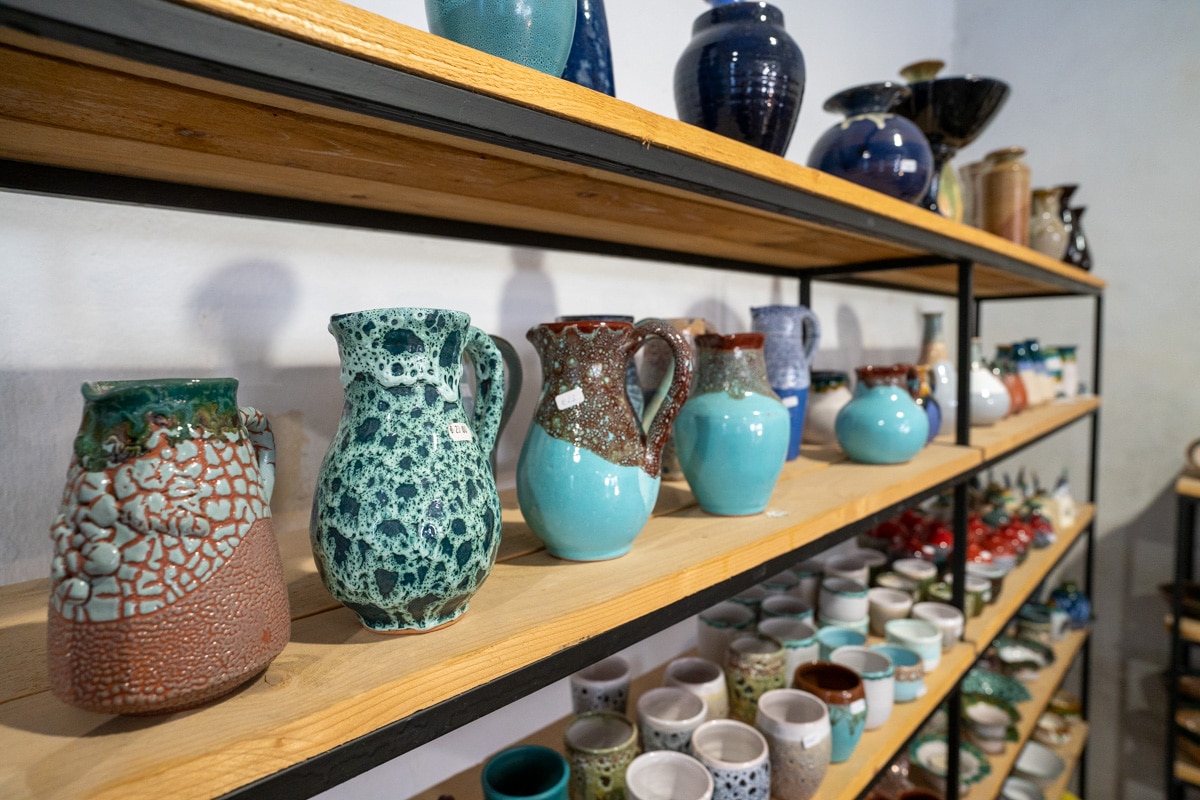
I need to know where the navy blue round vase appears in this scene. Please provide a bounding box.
[564,0,615,96]
[808,82,934,203]
[674,1,805,156]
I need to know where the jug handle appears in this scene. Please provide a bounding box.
[797,306,822,365]
[630,319,694,478]
[463,326,517,460]
[239,406,275,506]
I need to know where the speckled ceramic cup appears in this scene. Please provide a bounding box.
[754,688,831,800]
[725,634,787,724]
[757,617,819,686]
[564,712,638,800]
[570,655,632,714]
[664,656,729,721]
[689,719,772,800]
[637,686,707,753]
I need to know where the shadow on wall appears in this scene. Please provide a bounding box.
[810,304,922,376]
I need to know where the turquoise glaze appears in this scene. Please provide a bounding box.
[673,333,789,515]
[425,0,577,76]
[835,365,929,464]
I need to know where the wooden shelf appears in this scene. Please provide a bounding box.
[1175,756,1200,788]
[1178,470,1200,501]
[968,629,1089,800]
[935,397,1100,462]
[1166,614,1200,645]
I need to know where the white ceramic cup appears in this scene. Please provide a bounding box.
[788,559,823,608]
[818,577,869,623]
[822,553,870,585]
[830,645,895,730]
[570,654,632,714]
[697,601,755,664]
[664,656,729,721]
[760,568,800,595]
[757,616,819,687]
[867,586,913,637]
[637,686,707,753]
[911,601,965,651]
[754,688,831,800]
[892,557,938,589]
[626,751,714,800]
[689,719,771,800]
[760,594,814,622]
[885,618,943,671]
[851,548,889,580]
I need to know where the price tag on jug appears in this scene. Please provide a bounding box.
[448,422,473,442]
[555,386,585,410]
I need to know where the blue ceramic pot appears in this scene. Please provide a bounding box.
[563,0,615,95]
[673,333,789,516]
[1050,581,1091,629]
[808,82,934,204]
[750,304,820,460]
[835,365,929,464]
[674,1,805,155]
[482,744,570,800]
[425,0,577,77]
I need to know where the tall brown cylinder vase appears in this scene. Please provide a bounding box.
[980,146,1031,245]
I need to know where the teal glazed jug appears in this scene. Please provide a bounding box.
[310,307,517,633]
[517,319,693,560]
[835,364,929,464]
[673,333,789,515]
[750,304,821,461]
[425,0,578,77]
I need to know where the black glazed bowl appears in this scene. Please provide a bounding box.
[891,76,1010,151]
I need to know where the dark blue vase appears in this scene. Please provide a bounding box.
[674,1,805,156]
[808,82,934,203]
[563,0,615,96]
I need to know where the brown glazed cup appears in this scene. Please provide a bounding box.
[793,661,866,763]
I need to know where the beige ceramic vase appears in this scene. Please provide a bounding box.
[980,146,1031,245]
[1030,186,1068,259]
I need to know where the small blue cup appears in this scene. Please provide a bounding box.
[816,626,866,661]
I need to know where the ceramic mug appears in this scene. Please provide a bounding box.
[757,617,819,685]
[818,577,869,623]
[637,686,708,753]
[760,594,814,622]
[830,646,895,730]
[910,601,964,651]
[871,644,925,702]
[725,633,787,724]
[625,751,714,800]
[664,656,729,721]
[697,601,756,664]
[867,586,913,636]
[564,712,639,800]
[689,719,772,800]
[570,655,632,714]
[884,618,943,671]
[816,626,866,661]
[754,688,832,800]
[793,662,867,764]
[482,744,570,800]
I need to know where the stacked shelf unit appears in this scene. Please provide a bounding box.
[1168,470,1200,798]
[0,0,1104,797]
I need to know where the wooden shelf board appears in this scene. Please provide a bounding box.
[968,629,1089,800]
[936,397,1100,462]
[964,504,1096,649]
[1176,756,1200,787]
[1165,614,1200,645]
[1039,719,1088,800]
[1178,470,1200,500]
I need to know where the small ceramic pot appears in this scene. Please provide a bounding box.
[793,662,866,764]
[482,744,570,800]
[835,364,929,464]
[818,577,869,623]
[570,655,632,715]
[829,646,895,730]
[730,585,770,616]
[910,601,964,651]
[760,568,800,594]
[564,712,639,800]
[867,587,914,637]
[1012,740,1066,788]
[871,644,925,702]
[884,618,943,671]
[804,371,852,446]
[754,689,832,800]
[725,634,787,724]
[664,656,729,721]
[823,553,871,585]
[816,614,869,636]
[757,617,819,685]
[874,571,921,601]
[760,594,814,622]
[967,561,1006,601]
[637,687,708,753]
[852,548,890,581]
[963,696,1014,754]
[689,719,772,800]
[626,751,714,800]
[697,601,756,664]
[1016,604,1054,645]
[816,626,866,661]
[788,561,823,608]
[892,558,937,592]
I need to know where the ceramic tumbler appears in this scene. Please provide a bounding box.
[754,688,832,800]
[757,617,819,685]
[867,587,914,637]
[793,662,866,764]
[570,655,632,714]
[892,558,937,592]
[483,744,570,800]
[625,751,714,800]
[697,601,756,663]
[788,560,823,607]
[818,577,869,623]
[822,553,870,585]
[664,656,730,721]
[689,719,772,800]
[884,618,943,671]
[815,626,866,661]
[729,584,770,615]
[760,569,800,594]
[829,646,895,731]
[725,633,787,724]
[637,686,707,753]
[872,644,925,702]
[564,712,639,800]
[910,602,964,651]
[760,594,813,622]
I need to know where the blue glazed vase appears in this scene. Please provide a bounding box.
[750,304,820,461]
[835,365,929,464]
[563,0,615,95]
[673,333,789,516]
[674,1,806,156]
[808,82,934,204]
[425,0,578,77]
[517,320,693,561]
[311,307,517,633]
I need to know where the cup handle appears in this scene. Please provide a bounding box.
[798,306,822,365]
[629,319,693,477]
[239,406,275,505]
[463,326,512,460]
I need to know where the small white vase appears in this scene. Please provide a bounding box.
[968,338,1010,426]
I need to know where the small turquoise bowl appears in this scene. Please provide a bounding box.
[872,644,925,702]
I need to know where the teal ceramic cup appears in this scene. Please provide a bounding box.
[425,0,578,77]
[815,626,866,661]
[871,644,925,702]
[482,744,570,800]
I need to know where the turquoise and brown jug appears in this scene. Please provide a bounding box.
[310,307,516,633]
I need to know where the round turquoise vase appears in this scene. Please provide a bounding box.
[673,333,789,515]
[310,307,517,633]
[835,365,929,464]
[517,320,693,561]
[425,0,578,77]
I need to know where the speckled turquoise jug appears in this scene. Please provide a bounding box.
[311,308,514,633]
[517,320,693,561]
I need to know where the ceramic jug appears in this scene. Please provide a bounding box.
[517,319,693,560]
[639,317,720,478]
[968,338,1011,425]
[47,378,289,714]
[1029,187,1068,259]
[750,304,821,461]
[673,333,789,515]
[311,307,516,633]
[835,365,929,464]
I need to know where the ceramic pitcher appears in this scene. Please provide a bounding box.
[48,378,289,714]
[517,319,692,561]
[751,304,821,461]
[311,307,516,633]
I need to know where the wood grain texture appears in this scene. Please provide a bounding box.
[1176,756,1200,787]
[935,397,1101,460]
[1177,470,1200,500]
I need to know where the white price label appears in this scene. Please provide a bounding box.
[448,422,473,442]
[899,158,918,173]
[555,386,586,410]
[916,684,928,698]
[781,395,800,408]
[849,699,867,715]
[802,731,826,750]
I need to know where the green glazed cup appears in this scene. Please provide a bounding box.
[483,744,569,800]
